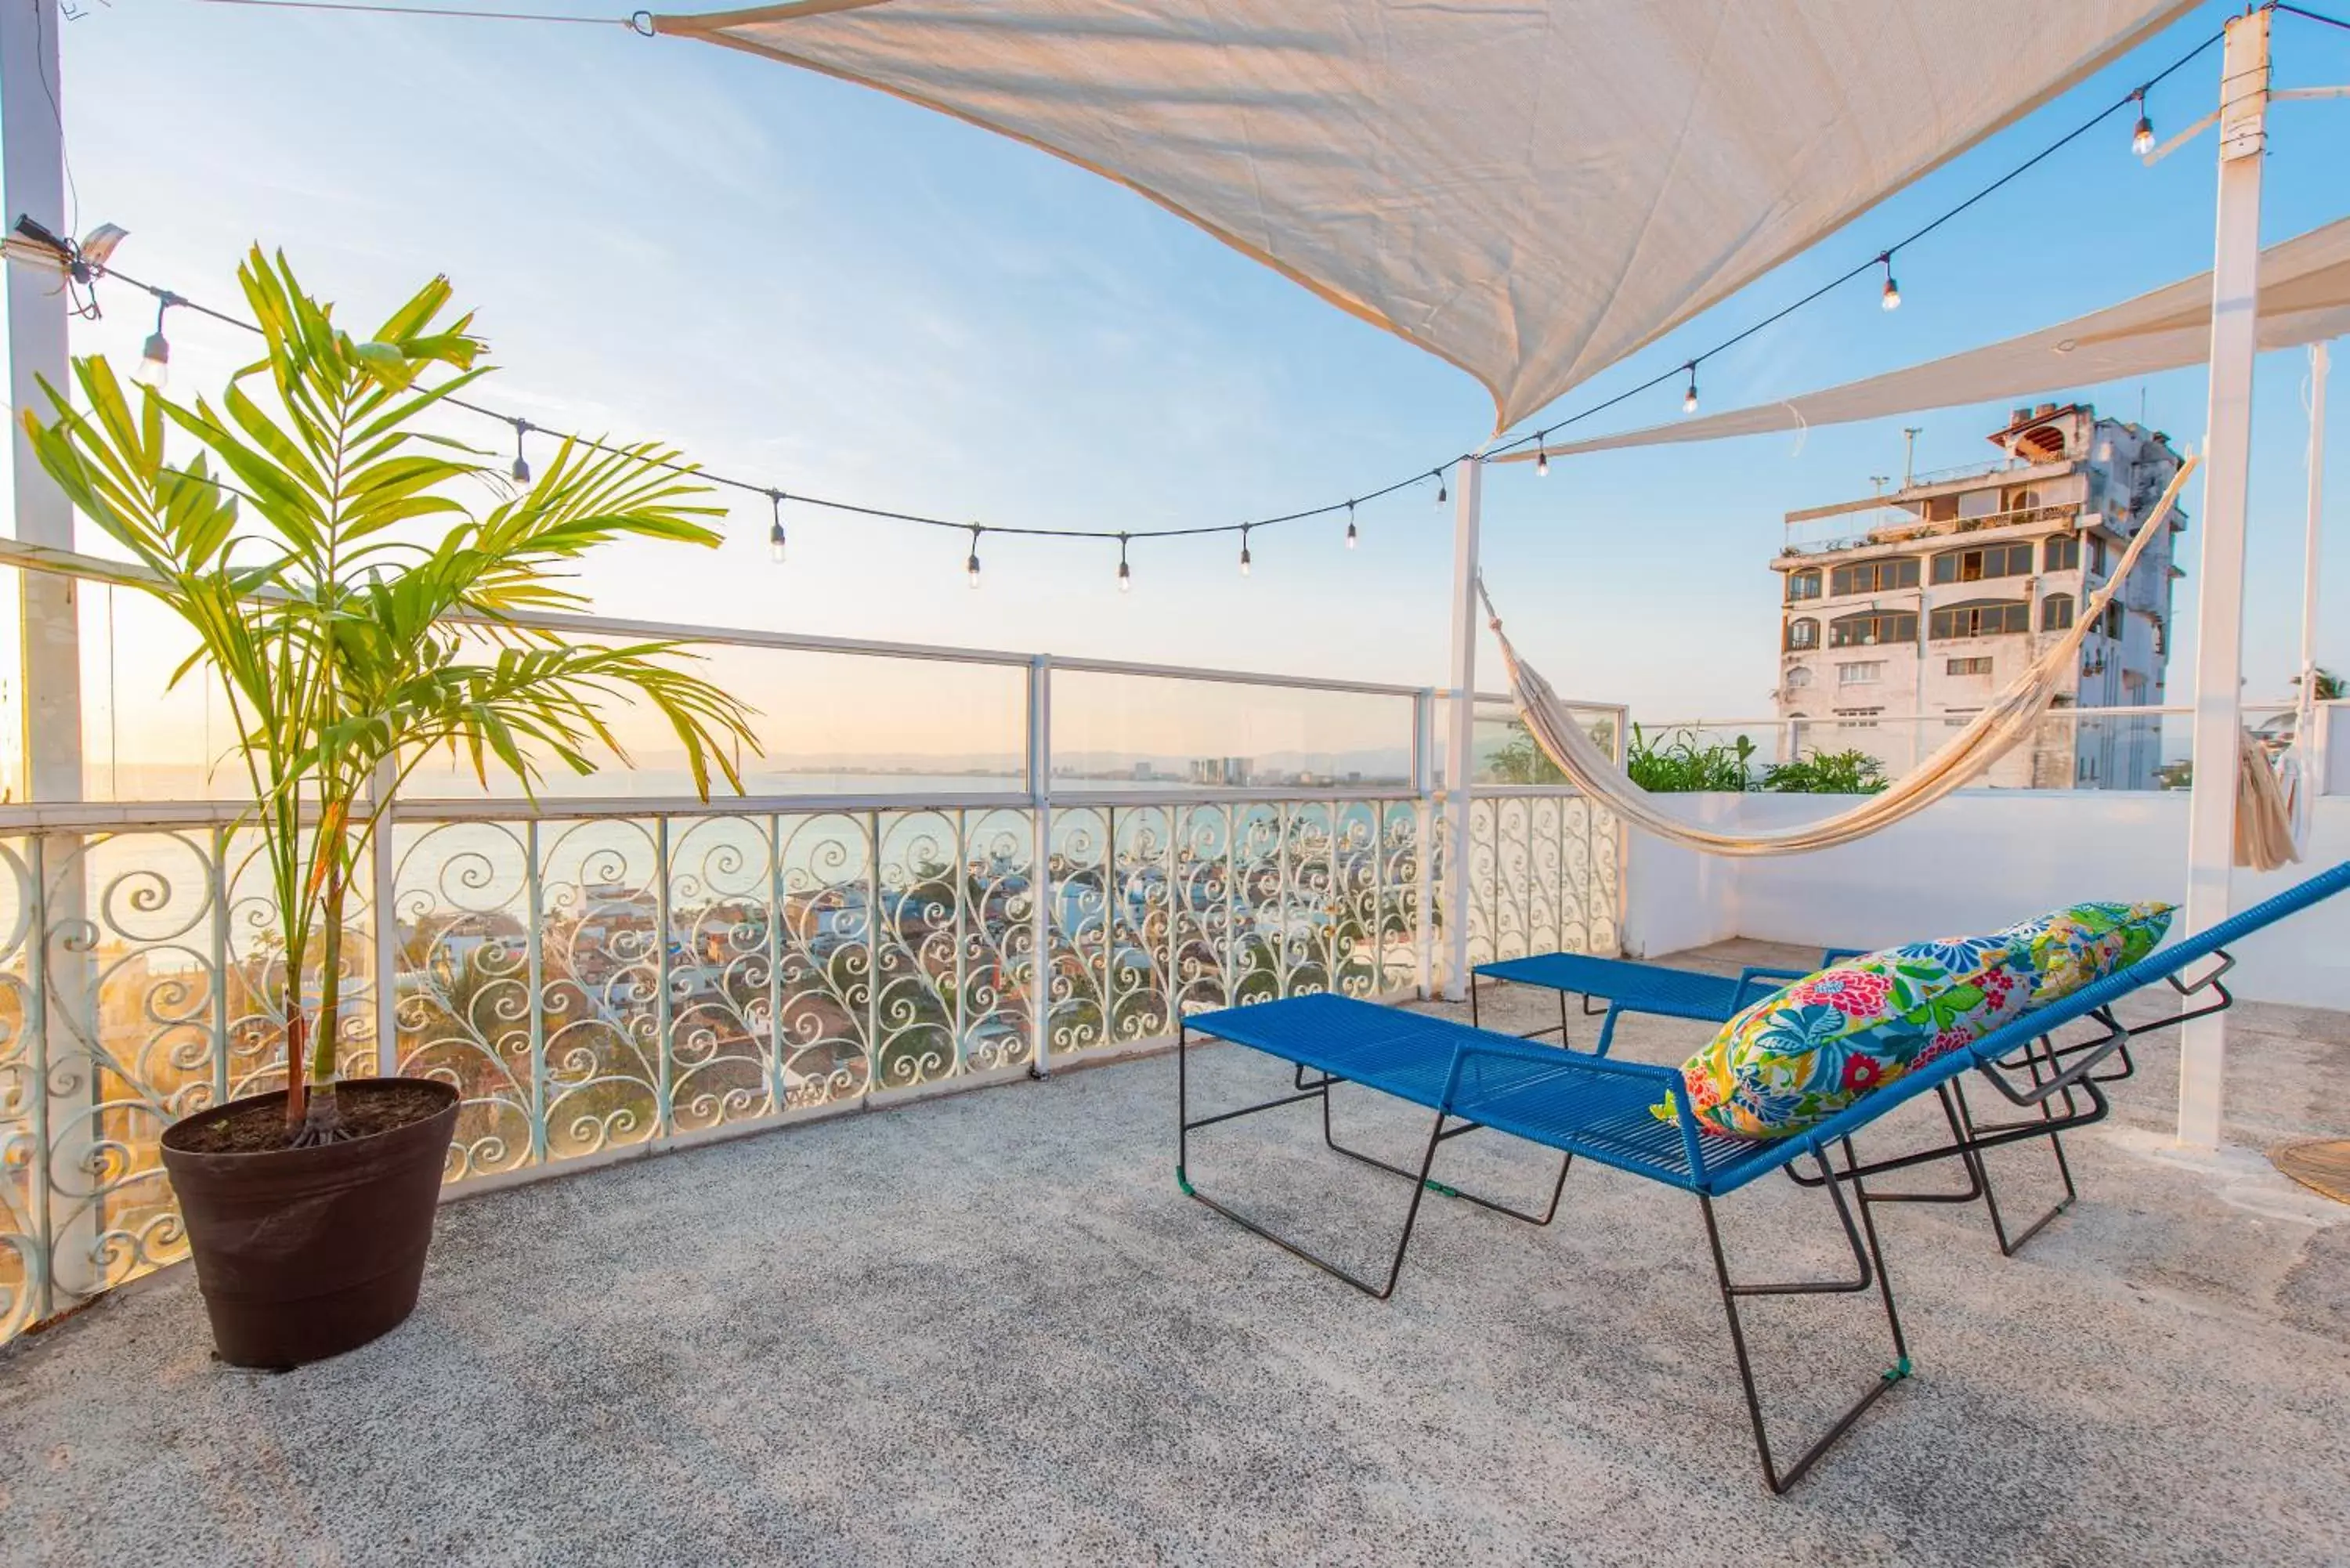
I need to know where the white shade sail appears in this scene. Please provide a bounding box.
[1495,217,2350,462]
[656,0,2197,432]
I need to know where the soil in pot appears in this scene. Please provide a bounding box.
[161,1078,459,1370]
[170,1079,453,1154]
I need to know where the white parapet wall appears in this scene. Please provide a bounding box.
[1624,790,2350,1010]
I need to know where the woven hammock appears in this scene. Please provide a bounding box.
[1486,458,2199,857]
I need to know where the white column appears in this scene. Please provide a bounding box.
[1411,688,1435,997]
[2301,341,2330,785]
[1027,655,1053,1075]
[2178,6,2270,1151]
[1441,457,1481,1001]
[5,0,96,1316]
[5,0,84,799]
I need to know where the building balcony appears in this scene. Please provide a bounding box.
[3,935,2345,1563]
[3,550,2345,1559]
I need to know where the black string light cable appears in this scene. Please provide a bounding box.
[2274,3,2350,34]
[1485,20,2228,464]
[8,14,2229,582]
[187,0,659,30]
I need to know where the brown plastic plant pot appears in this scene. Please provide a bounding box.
[159,1078,460,1370]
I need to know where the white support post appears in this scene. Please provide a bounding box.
[5,0,93,1314]
[1441,457,1481,1001]
[2178,5,2270,1151]
[5,0,85,801]
[1027,656,1052,1076]
[2301,341,2330,785]
[1411,688,1435,997]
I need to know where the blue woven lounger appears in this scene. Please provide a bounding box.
[1177,858,2350,1492]
[1469,941,2097,1256]
[1470,948,1859,1052]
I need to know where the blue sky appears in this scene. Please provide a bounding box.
[24,0,2350,758]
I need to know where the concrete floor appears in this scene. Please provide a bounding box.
[4,941,2348,1567]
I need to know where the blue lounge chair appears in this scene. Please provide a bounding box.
[1472,941,2099,1257]
[1469,947,1861,1053]
[1176,859,2350,1491]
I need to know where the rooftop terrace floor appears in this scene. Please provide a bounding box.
[5,942,2348,1566]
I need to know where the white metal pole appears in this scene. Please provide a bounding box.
[1441,457,1481,1001]
[1027,655,1053,1076]
[1411,688,1435,997]
[2301,341,2330,784]
[4,0,84,802]
[2178,6,2270,1151]
[4,0,95,1314]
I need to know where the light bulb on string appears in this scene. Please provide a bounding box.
[1434,468,1448,507]
[2131,90,2155,156]
[133,294,177,388]
[966,526,983,589]
[1878,254,1900,312]
[768,490,787,564]
[509,418,532,486]
[1116,533,1131,593]
[1238,525,1253,576]
[1344,500,1358,550]
[1682,365,1700,416]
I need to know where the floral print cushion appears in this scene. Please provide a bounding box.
[1657,933,2040,1141]
[1994,901,2174,1005]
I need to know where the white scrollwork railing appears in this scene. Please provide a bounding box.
[0,782,1616,1343]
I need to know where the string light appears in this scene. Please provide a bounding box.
[70,21,2222,594]
[965,525,983,589]
[1116,533,1131,592]
[134,293,178,388]
[767,489,786,563]
[508,417,531,485]
[1238,524,1253,576]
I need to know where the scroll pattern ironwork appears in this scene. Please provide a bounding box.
[0,788,1611,1345]
[1463,794,1622,967]
[0,828,378,1340]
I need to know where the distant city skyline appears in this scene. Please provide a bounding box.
[5,0,2345,790]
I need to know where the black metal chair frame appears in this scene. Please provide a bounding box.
[1176,1020,1914,1493]
[1784,952,2234,1255]
[1174,1023,1571,1300]
[1172,948,2241,1493]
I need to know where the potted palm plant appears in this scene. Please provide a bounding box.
[22,250,758,1368]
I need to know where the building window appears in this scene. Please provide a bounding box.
[1945,708,1980,728]
[1947,656,1993,676]
[2102,602,2124,638]
[1786,617,1819,651]
[1828,557,1918,596]
[1930,599,2030,640]
[1930,542,2034,584]
[1786,569,1821,602]
[2041,593,2075,631]
[2090,537,2109,574]
[1828,611,1915,649]
[1838,660,1885,685]
[1784,666,1814,690]
[2043,535,2080,571]
[1832,706,1884,729]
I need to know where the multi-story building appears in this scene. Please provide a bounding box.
[1772,403,2186,789]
